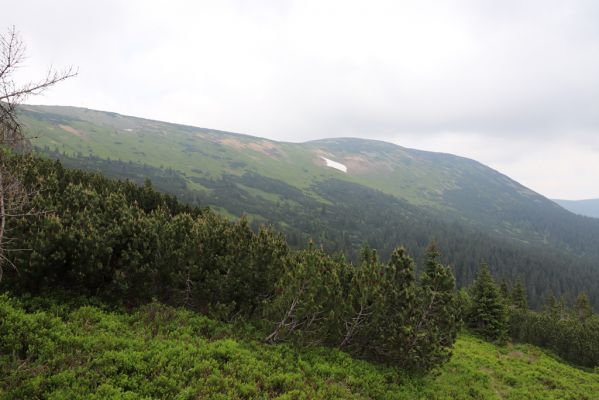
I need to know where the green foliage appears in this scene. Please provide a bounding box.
[366,247,419,366]
[25,104,599,311]
[499,279,509,301]
[466,264,507,342]
[575,292,593,322]
[263,244,458,371]
[4,153,597,375]
[4,155,288,320]
[2,154,457,372]
[336,244,385,352]
[510,279,528,310]
[455,288,472,325]
[1,295,598,399]
[41,150,599,310]
[508,293,599,368]
[264,243,346,345]
[413,245,460,367]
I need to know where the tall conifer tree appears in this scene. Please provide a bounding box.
[467,263,507,342]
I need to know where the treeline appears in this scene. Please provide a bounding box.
[2,154,459,372]
[460,263,599,368]
[509,295,599,368]
[38,148,599,310]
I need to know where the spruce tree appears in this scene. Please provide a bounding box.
[575,292,593,321]
[510,279,528,310]
[467,263,507,342]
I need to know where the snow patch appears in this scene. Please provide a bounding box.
[320,156,347,173]
[123,128,133,132]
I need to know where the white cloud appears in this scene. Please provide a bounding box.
[2,0,599,198]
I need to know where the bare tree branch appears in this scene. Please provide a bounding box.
[0,26,76,282]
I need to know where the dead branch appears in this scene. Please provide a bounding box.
[339,303,372,349]
[0,26,76,282]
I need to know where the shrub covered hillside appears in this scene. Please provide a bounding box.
[2,154,599,399]
[25,103,599,310]
[1,295,599,400]
[1,154,458,371]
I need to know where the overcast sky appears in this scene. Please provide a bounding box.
[4,0,599,199]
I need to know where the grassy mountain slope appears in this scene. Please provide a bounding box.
[22,104,599,246]
[1,295,598,400]
[554,199,599,219]
[21,105,546,212]
[20,105,599,307]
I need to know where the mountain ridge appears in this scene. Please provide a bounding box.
[20,104,548,193]
[19,104,599,307]
[20,103,599,245]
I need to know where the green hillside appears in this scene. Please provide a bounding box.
[3,14,599,400]
[21,104,599,249]
[1,295,598,400]
[20,104,599,246]
[2,153,599,399]
[21,104,549,216]
[20,104,599,308]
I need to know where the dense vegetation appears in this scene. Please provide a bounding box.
[460,263,599,368]
[2,295,598,400]
[43,150,599,310]
[508,294,599,368]
[22,104,599,310]
[2,153,599,399]
[463,264,508,342]
[2,33,597,399]
[2,154,459,372]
